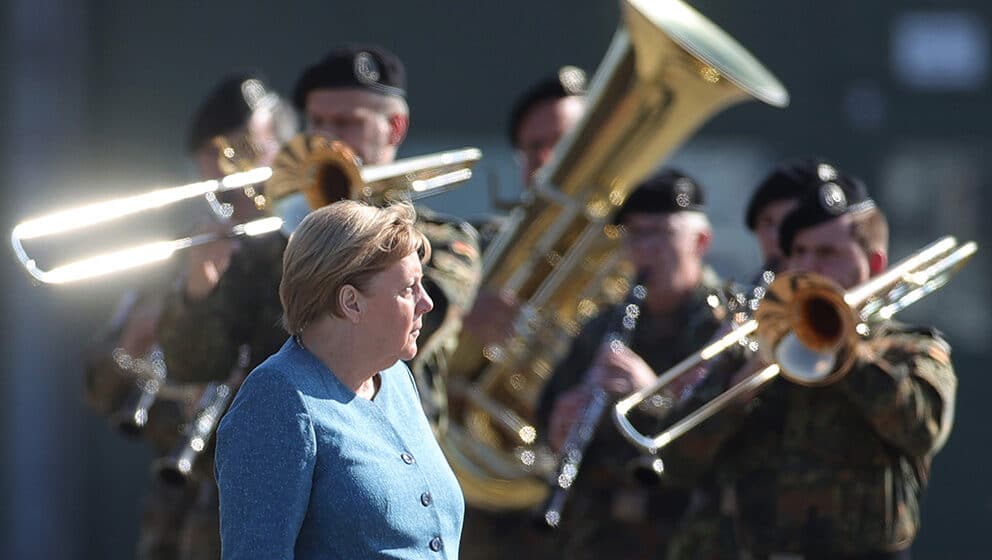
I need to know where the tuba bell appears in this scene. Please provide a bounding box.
[441,0,789,511]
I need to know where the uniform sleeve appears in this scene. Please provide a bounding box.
[158,253,254,384]
[654,352,752,485]
[535,315,609,436]
[838,330,956,457]
[215,368,316,560]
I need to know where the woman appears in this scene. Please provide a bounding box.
[215,200,464,559]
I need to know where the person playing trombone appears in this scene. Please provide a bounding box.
[668,159,957,560]
[157,45,482,430]
[82,72,296,560]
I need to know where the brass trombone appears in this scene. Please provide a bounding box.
[10,134,481,284]
[613,236,977,455]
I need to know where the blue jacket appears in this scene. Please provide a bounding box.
[216,337,464,559]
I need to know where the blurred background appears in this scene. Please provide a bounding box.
[1,0,989,557]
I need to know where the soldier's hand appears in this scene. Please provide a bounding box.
[184,222,238,301]
[548,386,593,452]
[588,342,656,395]
[461,288,518,346]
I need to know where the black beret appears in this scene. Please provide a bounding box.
[613,168,705,225]
[778,163,876,256]
[745,157,845,230]
[292,45,406,109]
[187,72,274,153]
[508,66,587,147]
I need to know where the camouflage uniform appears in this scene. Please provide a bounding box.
[534,269,726,560]
[669,320,956,559]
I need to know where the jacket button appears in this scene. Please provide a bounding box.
[401,452,415,464]
[429,536,443,552]
[421,491,432,506]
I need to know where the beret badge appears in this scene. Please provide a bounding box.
[558,66,587,96]
[816,162,839,183]
[818,182,847,215]
[674,178,695,209]
[353,52,381,86]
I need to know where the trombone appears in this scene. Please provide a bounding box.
[613,235,977,456]
[10,133,481,284]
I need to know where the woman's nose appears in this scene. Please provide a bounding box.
[417,288,434,314]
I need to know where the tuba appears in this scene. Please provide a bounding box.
[442,0,789,511]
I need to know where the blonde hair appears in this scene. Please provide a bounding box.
[280,200,430,334]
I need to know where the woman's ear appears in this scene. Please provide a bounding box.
[338,284,364,323]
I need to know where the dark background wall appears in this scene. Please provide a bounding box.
[2,0,989,558]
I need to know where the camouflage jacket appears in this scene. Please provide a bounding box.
[534,270,726,558]
[157,208,481,428]
[671,320,956,558]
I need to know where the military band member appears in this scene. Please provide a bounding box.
[535,169,726,559]
[158,45,481,428]
[666,157,839,560]
[745,157,833,274]
[509,65,587,188]
[672,160,957,560]
[458,67,588,560]
[83,73,295,560]
[464,66,588,349]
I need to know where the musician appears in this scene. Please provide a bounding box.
[158,45,481,425]
[457,68,589,560]
[665,157,839,560]
[82,73,295,560]
[674,160,957,559]
[510,65,587,186]
[535,169,726,559]
[464,66,588,348]
[216,201,464,559]
[745,157,833,273]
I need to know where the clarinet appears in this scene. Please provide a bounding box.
[111,345,168,437]
[152,345,249,485]
[540,272,647,529]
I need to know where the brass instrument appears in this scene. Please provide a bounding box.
[613,236,977,455]
[442,0,789,511]
[10,134,481,284]
[540,273,648,529]
[152,345,249,485]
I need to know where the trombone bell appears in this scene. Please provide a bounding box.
[755,272,858,386]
